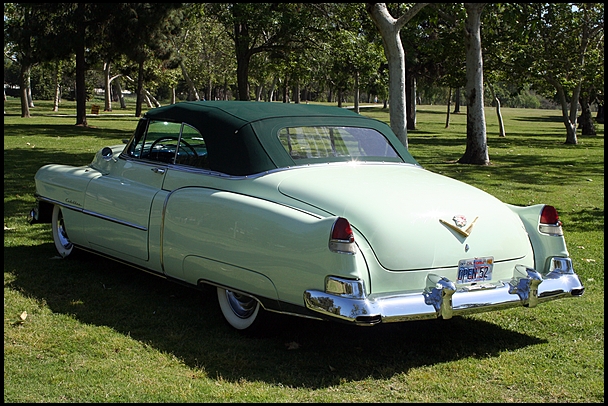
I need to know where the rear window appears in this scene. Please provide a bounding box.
[278,126,403,164]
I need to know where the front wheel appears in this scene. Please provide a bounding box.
[52,205,73,258]
[217,287,262,331]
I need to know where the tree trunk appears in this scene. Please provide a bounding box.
[180,60,200,101]
[53,61,62,112]
[144,89,161,108]
[367,3,428,149]
[19,64,31,118]
[458,3,489,165]
[135,60,145,118]
[354,71,360,114]
[368,4,408,147]
[26,73,34,108]
[568,84,582,143]
[453,87,461,113]
[406,71,416,130]
[233,5,253,102]
[268,76,278,102]
[255,84,264,102]
[235,52,250,101]
[552,79,578,144]
[114,79,126,109]
[103,61,112,112]
[282,76,289,103]
[595,103,604,124]
[293,81,300,104]
[223,77,229,100]
[445,88,452,128]
[488,82,505,137]
[75,3,87,126]
[578,94,596,136]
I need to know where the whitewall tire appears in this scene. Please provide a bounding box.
[52,205,73,258]
[217,287,261,331]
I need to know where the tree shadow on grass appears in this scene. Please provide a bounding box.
[5,243,546,390]
[4,123,134,140]
[408,135,603,189]
[566,207,605,233]
[512,114,564,124]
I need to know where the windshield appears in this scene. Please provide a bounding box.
[278,126,403,164]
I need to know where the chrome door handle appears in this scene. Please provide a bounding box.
[151,167,166,174]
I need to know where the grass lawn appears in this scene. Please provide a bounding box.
[4,97,604,402]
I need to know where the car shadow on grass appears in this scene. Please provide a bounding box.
[6,244,546,390]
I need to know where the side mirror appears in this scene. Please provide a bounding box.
[101,147,116,162]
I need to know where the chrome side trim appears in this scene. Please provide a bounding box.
[36,196,84,213]
[304,259,584,326]
[81,209,148,231]
[36,196,147,231]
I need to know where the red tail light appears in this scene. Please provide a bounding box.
[329,217,356,254]
[539,205,563,236]
[540,205,561,225]
[331,217,354,242]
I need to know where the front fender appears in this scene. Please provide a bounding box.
[34,164,100,210]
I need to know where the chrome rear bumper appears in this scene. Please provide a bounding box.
[304,258,584,326]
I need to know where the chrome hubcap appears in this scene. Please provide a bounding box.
[56,212,72,250]
[225,291,257,319]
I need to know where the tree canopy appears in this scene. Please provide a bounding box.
[4,2,604,152]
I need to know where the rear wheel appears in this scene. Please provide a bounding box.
[52,205,73,258]
[217,287,262,331]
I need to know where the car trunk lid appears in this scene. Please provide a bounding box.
[276,163,531,271]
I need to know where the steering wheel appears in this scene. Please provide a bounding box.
[149,136,198,156]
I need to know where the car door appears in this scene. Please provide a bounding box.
[83,119,181,261]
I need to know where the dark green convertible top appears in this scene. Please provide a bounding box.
[145,100,364,123]
[143,101,416,175]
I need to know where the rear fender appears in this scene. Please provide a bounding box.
[161,188,369,306]
[184,255,280,309]
[507,204,569,274]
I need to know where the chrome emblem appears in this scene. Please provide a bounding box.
[439,215,479,238]
[453,215,467,227]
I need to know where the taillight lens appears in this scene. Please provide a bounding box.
[539,205,563,236]
[329,217,356,254]
[540,205,560,225]
[331,217,354,242]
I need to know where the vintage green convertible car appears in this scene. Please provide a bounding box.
[29,101,584,331]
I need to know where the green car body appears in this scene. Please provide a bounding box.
[30,101,584,331]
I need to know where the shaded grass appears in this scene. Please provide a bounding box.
[4,99,604,402]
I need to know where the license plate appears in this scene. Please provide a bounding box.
[457,257,494,284]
